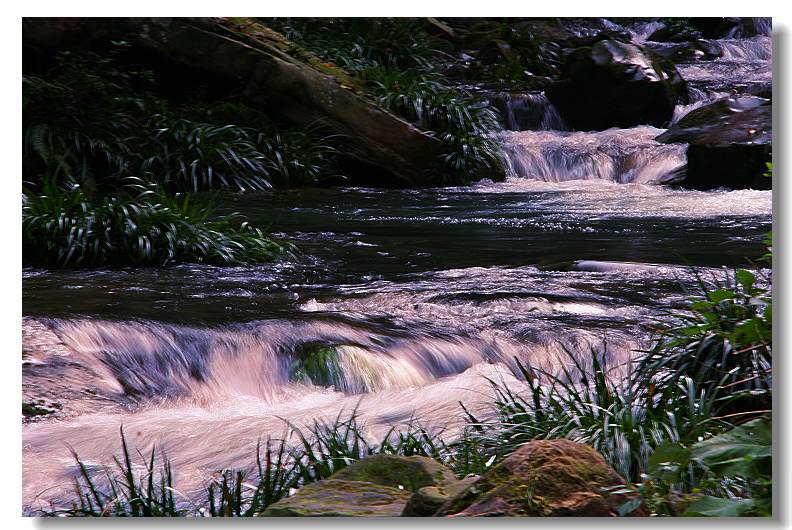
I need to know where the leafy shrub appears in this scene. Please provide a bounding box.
[23,178,288,267]
[648,417,771,516]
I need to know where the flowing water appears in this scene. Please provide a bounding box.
[22,19,773,512]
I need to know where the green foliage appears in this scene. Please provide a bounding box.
[23,47,341,191]
[634,266,772,417]
[266,18,505,183]
[659,18,704,40]
[23,178,288,267]
[205,438,297,517]
[648,417,772,517]
[285,408,493,485]
[63,427,182,516]
[361,67,503,181]
[463,350,727,484]
[266,18,441,74]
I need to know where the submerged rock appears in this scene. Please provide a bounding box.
[262,479,411,516]
[656,96,772,190]
[436,439,647,517]
[546,40,687,130]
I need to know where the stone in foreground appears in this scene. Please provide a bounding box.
[261,479,411,517]
[331,454,459,492]
[436,439,647,517]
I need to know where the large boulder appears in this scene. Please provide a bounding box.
[261,479,411,517]
[656,96,772,190]
[546,40,688,130]
[436,439,647,517]
[22,17,458,187]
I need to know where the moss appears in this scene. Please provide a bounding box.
[331,454,458,493]
[261,479,411,516]
[23,400,61,417]
[289,344,343,387]
[215,17,365,93]
[437,439,646,517]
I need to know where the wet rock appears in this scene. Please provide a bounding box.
[332,454,458,492]
[685,18,743,39]
[436,439,647,517]
[402,476,478,516]
[646,40,723,63]
[546,40,688,130]
[261,479,411,516]
[656,96,771,190]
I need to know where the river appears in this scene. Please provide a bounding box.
[21,18,772,512]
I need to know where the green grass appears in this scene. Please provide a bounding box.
[23,177,288,267]
[633,267,772,418]
[44,410,489,517]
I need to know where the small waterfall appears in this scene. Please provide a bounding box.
[45,317,519,401]
[715,36,773,61]
[500,127,687,184]
[497,92,568,131]
[726,17,772,38]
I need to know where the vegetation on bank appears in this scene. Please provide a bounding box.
[22,44,340,267]
[266,18,514,181]
[44,242,771,517]
[23,178,288,267]
[23,19,537,266]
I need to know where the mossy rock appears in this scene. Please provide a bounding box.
[402,476,478,516]
[261,479,411,517]
[289,344,343,387]
[331,454,458,493]
[436,439,647,517]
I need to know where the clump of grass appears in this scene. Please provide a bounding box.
[286,408,494,483]
[205,438,297,517]
[361,67,503,181]
[61,427,181,517]
[266,18,441,75]
[23,177,288,267]
[634,265,772,417]
[462,349,726,484]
